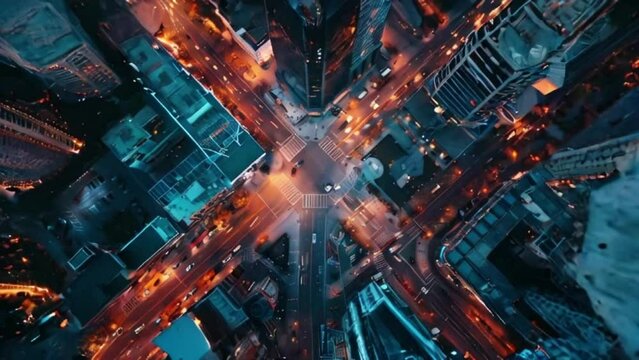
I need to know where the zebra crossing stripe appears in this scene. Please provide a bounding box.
[319,137,345,161]
[280,135,306,161]
[303,194,330,209]
[272,176,302,205]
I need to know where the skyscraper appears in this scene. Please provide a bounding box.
[265,0,391,111]
[0,102,82,188]
[342,281,446,359]
[0,0,120,101]
[426,0,608,124]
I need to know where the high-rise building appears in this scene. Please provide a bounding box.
[0,0,120,101]
[342,281,446,360]
[540,128,639,358]
[265,0,391,111]
[426,0,608,124]
[544,132,639,180]
[0,102,82,188]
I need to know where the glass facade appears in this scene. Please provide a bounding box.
[266,0,390,110]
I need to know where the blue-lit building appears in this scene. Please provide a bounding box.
[103,34,264,225]
[265,0,391,111]
[342,281,446,360]
[153,313,220,360]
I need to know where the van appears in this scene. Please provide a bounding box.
[357,90,368,100]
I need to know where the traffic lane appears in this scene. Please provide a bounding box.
[183,48,285,148]
[100,230,268,359]
[296,210,315,359]
[428,284,514,357]
[164,4,293,144]
[311,210,329,360]
[297,209,330,359]
[94,196,274,359]
[431,266,518,354]
[113,255,247,360]
[383,255,499,360]
[412,131,504,226]
[331,1,502,152]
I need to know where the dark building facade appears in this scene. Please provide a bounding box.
[265,0,390,111]
[0,102,82,188]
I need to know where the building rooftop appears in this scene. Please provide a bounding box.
[445,170,580,336]
[67,246,95,272]
[118,216,178,271]
[112,34,264,223]
[0,0,81,68]
[497,4,561,69]
[431,124,474,159]
[102,106,171,164]
[343,282,446,360]
[64,250,128,326]
[199,288,249,331]
[403,89,444,132]
[218,0,269,48]
[153,313,219,360]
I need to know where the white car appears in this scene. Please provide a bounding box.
[232,245,242,254]
[324,184,333,193]
[222,254,232,264]
[186,262,195,272]
[134,324,145,335]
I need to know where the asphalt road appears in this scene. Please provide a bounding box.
[297,209,330,360]
[92,193,276,360]
[88,1,531,359]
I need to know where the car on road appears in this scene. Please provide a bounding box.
[356,90,368,100]
[184,287,198,301]
[388,243,402,254]
[222,254,232,265]
[112,327,124,337]
[186,262,195,272]
[154,318,162,325]
[133,324,145,335]
[324,183,333,193]
[134,324,145,335]
[232,245,242,254]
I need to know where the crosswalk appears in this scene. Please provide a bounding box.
[271,176,303,205]
[122,295,141,314]
[280,134,306,162]
[303,194,331,209]
[318,137,345,161]
[373,252,388,272]
[423,273,435,287]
